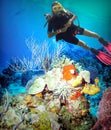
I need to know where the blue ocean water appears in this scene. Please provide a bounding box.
[0,0,111,71]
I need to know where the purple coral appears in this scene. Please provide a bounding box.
[92,87,111,130]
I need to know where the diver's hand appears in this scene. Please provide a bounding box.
[64,15,77,28]
[64,18,73,28]
[56,26,68,34]
[60,26,68,32]
[65,20,72,28]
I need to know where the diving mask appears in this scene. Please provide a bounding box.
[52,5,63,12]
[52,1,63,14]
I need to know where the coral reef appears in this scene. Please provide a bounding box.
[58,103,95,130]
[0,54,111,130]
[0,56,99,130]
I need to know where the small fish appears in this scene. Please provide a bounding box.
[15,9,25,16]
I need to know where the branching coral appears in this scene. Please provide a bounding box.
[9,36,65,72]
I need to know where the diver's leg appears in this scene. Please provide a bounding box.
[63,34,92,50]
[77,40,111,65]
[83,29,111,54]
[63,35,111,65]
[83,29,100,39]
[77,40,91,50]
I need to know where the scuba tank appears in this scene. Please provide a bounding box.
[44,14,52,28]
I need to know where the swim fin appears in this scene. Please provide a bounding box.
[99,38,111,54]
[91,48,111,65]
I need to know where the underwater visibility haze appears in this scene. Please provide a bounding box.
[0,0,111,130]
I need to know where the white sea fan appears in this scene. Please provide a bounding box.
[53,80,73,100]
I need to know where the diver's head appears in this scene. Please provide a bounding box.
[52,1,64,14]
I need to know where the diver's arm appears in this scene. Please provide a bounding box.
[48,26,68,38]
[70,14,77,22]
[48,31,58,38]
[47,13,76,38]
[65,15,77,28]
[48,15,76,38]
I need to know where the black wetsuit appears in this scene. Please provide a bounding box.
[48,10,84,44]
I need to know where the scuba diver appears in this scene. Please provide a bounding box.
[46,1,111,65]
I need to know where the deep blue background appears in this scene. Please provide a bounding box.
[1,0,111,71]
